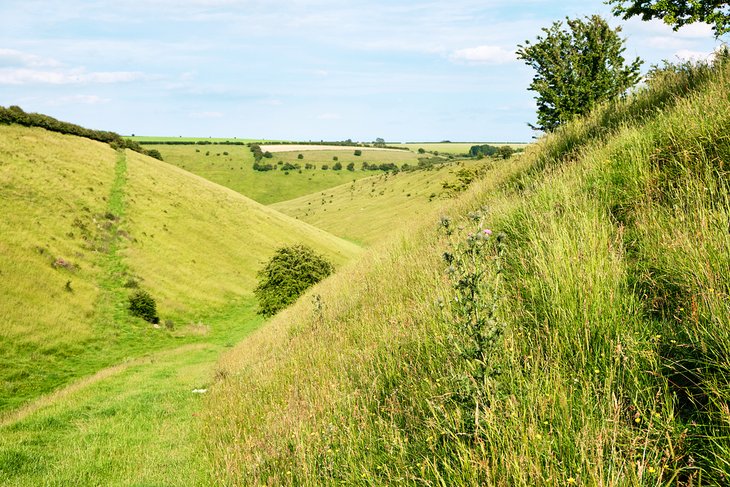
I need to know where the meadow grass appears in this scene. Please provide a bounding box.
[272,158,492,245]
[201,58,730,485]
[0,300,263,486]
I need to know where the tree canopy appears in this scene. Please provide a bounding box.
[608,0,730,36]
[517,15,643,132]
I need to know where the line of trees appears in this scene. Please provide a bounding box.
[0,105,163,160]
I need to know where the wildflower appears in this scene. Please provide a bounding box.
[483,228,493,236]
[567,477,576,484]
[634,416,641,424]
[647,466,656,474]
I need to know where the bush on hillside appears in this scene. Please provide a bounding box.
[128,290,159,324]
[354,150,362,156]
[254,245,334,317]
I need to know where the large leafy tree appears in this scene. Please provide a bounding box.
[517,15,643,132]
[608,0,730,36]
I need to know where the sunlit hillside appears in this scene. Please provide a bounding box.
[272,158,493,245]
[203,58,730,485]
[0,125,360,413]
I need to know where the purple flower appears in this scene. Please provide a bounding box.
[483,229,493,236]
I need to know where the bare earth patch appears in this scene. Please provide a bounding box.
[260,144,407,153]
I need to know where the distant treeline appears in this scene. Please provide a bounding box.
[136,140,246,145]
[469,144,523,159]
[0,105,163,160]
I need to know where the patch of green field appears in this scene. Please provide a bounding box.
[146,144,420,204]
[0,300,263,486]
[271,159,489,245]
[127,136,258,143]
[399,142,529,154]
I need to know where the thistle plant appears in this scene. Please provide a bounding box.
[440,209,506,435]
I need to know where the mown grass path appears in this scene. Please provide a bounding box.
[0,302,263,486]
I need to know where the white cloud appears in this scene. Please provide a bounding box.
[674,48,715,63]
[55,94,110,105]
[259,98,283,106]
[0,48,62,68]
[450,45,516,64]
[317,112,341,120]
[189,111,224,118]
[0,67,148,85]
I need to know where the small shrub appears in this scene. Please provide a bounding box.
[128,290,159,324]
[297,154,304,159]
[254,244,334,317]
[346,162,355,171]
[332,162,342,170]
[354,150,362,156]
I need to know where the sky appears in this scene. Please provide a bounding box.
[0,1,726,142]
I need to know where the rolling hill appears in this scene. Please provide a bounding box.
[271,158,494,245]
[0,124,360,414]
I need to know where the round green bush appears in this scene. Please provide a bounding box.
[128,290,159,324]
[254,244,334,317]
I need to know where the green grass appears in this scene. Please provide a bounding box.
[201,57,730,485]
[271,158,491,245]
[146,143,421,204]
[0,300,263,486]
[126,136,258,143]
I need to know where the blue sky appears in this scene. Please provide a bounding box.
[0,1,725,141]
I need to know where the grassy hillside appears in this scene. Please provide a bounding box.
[0,125,360,414]
[272,159,492,245]
[202,57,730,485]
[146,144,420,204]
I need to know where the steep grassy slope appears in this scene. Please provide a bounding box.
[0,126,360,414]
[272,159,491,245]
[147,143,420,204]
[203,58,730,485]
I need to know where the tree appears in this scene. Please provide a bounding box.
[608,0,730,37]
[254,244,334,316]
[517,15,643,132]
[346,162,355,171]
[332,161,343,170]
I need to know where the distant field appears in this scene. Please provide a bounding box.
[272,158,491,245]
[127,136,258,143]
[147,144,421,205]
[399,142,529,154]
[260,144,405,153]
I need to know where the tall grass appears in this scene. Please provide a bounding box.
[202,56,730,484]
